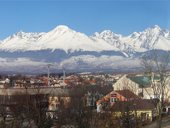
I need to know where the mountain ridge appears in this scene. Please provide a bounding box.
[0,25,170,73]
[0,25,170,55]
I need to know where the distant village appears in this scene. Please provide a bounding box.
[0,72,170,128]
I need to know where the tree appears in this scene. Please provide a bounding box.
[141,50,170,128]
[0,84,52,128]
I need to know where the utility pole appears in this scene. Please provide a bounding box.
[60,63,66,84]
[47,64,52,86]
[63,67,66,83]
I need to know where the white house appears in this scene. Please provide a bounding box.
[113,74,170,102]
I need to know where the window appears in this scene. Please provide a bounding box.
[110,97,117,102]
[162,108,166,113]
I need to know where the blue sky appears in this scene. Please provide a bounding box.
[0,0,169,39]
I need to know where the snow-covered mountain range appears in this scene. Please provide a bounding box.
[0,25,169,73]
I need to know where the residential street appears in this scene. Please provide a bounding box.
[143,116,170,128]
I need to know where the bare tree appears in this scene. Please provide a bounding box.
[0,85,52,128]
[141,50,170,128]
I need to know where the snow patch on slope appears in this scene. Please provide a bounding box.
[93,25,170,54]
[0,25,118,53]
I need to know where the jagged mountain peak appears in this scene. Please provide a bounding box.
[129,32,140,38]
[0,25,170,73]
[51,25,72,32]
[92,25,170,53]
[93,30,122,38]
[54,25,70,30]
[5,31,44,43]
[143,25,161,35]
[129,25,161,38]
[151,25,161,30]
[15,31,40,35]
[8,25,75,42]
[0,25,169,53]
[99,30,114,35]
[45,25,79,39]
[49,25,80,36]
[127,25,170,51]
[0,24,119,52]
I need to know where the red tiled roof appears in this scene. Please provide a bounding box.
[111,99,156,112]
[115,90,140,99]
[164,101,170,106]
